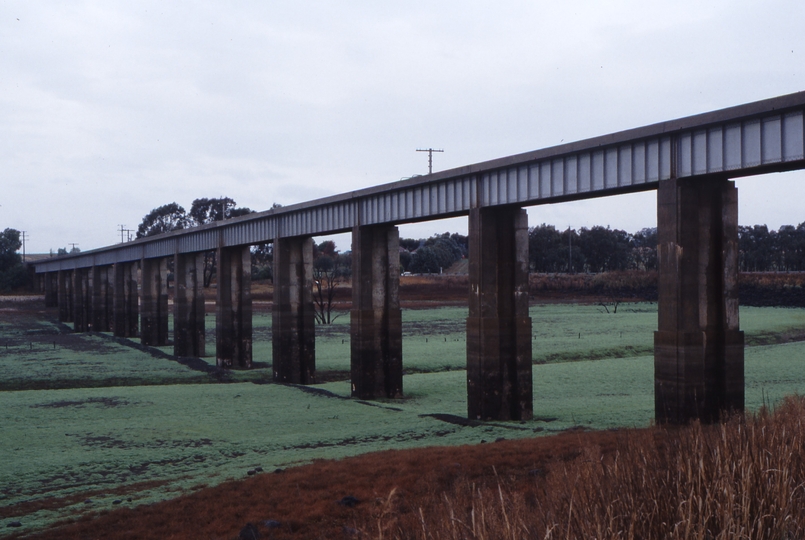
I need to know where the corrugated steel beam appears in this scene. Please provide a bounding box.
[33,91,805,273]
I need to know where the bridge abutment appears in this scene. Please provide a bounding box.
[216,246,252,368]
[467,207,533,421]
[272,236,315,383]
[174,252,206,358]
[655,177,744,424]
[350,225,403,399]
[113,262,139,338]
[141,257,170,346]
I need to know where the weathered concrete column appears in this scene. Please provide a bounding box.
[216,246,252,368]
[104,266,115,332]
[272,237,315,383]
[113,262,139,338]
[140,257,169,346]
[655,177,744,424]
[467,207,533,421]
[350,225,403,399]
[58,270,73,323]
[44,273,58,308]
[90,266,112,332]
[72,268,90,332]
[175,252,206,358]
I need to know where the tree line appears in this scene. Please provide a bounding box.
[0,228,29,292]
[528,224,657,273]
[400,233,468,274]
[738,224,805,272]
[527,222,805,274]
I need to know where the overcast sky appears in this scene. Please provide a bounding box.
[3,1,805,254]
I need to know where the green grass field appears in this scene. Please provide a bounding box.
[2,302,805,535]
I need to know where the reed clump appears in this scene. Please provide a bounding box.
[374,396,805,539]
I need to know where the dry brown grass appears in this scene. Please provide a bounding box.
[740,272,805,288]
[372,397,805,540]
[528,271,657,294]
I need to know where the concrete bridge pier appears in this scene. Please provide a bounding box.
[57,270,73,323]
[174,252,206,358]
[44,272,58,308]
[467,207,533,421]
[216,246,252,368]
[350,225,403,399]
[90,266,112,332]
[655,176,744,424]
[104,266,114,331]
[72,268,90,332]
[272,236,315,382]
[140,257,170,346]
[113,262,139,338]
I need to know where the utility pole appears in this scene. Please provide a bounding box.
[21,231,27,262]
[68,243,79,253]
[119,225,135,242]
[416,148,444,175]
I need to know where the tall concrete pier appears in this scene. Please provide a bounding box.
[113,262,139,338]
[43,273,58,308]
[90,266,112,332]
[272,237,315,382]
[466,207,533,421]
[72,268,90,332]
[216,247,252,368]
[350,225,403,399]
[140,257,169,346]
[57,270,72,323]
[174,252,206,358]
[655,177,744,423]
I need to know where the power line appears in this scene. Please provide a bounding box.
[416,148,444,175]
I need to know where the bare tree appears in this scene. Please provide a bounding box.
[313,266,340,324]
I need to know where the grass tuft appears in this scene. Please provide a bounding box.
[373,396,805,539]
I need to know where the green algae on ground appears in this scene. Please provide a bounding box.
[0,327,211,391]
[0,381,542,533]
[3,302,805,537]
[3,302,803,392]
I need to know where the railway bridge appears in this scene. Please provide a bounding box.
[31,91,805,424]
